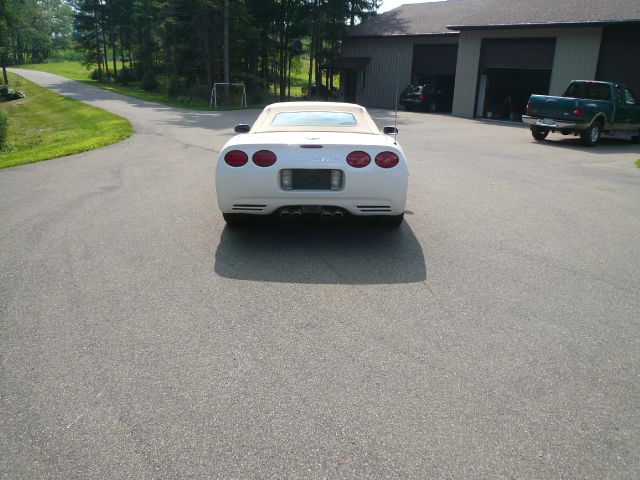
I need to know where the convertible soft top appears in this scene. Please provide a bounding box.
[250,102,380,135]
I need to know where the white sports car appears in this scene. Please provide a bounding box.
[215,102,409,227]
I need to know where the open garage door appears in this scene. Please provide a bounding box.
[476,38,556,121]
[411,44,458,112]
[597,26,640,96]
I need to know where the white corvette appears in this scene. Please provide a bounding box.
[215,102,408,227]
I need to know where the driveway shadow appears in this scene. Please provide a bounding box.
[214,220,426,284]
[533,136,640,154]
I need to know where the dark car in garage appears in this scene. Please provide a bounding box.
[399,83,454,113]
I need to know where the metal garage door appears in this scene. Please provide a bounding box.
[480,38,556,70]
[597,26,640,95]
[412,44,459,78]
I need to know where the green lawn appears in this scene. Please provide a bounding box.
[0,72,132,169]
[19,61,216,110]
[636,159,640,169]
[18,59,340,108]
[19,61,92,82]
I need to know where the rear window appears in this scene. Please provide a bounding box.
[564,82,611,100]
[271,111,357,127]
[404,85,422,94]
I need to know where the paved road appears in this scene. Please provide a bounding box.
[2,69,640,479]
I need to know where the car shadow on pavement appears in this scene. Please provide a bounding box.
[214,219,426,284]
[532,136,640,154]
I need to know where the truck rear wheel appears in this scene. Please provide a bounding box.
[581,121,602,147]
[531,126,549,141]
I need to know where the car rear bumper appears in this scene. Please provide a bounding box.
[399,99,422,107]
[216,168,408,216]
[522,115,584,130]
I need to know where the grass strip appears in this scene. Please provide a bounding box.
[19,61,252,110]
[18,60,340,110]
[0,72,132,169]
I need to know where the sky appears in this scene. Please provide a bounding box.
[379,0,444,14]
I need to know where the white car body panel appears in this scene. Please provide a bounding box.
[215,103,409,217]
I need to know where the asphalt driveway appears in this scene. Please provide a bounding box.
[2,69,640,479]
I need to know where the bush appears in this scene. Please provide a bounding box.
[0,85,26,101]
[232,73,269,104]
[117,66,135,85]
[142,71,158,92]
[187,84,210,102]
[90,68,101,80]
[167,75,182,97]
[0,111,7,149]
[56,50,84,62]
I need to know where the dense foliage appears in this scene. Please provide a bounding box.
[1,1,380,101]
[0,0,72,63]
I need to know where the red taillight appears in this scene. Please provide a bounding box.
[419,94,425,102]
[526,100,531,114]
[571,106,585,118]
[346,151,371,168]
[224,150,248,167]
[375,151,400,169]
[252,150,277,167]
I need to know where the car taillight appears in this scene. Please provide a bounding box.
[224,150,248,167]
[571,106,585,118]
[346,151,371,168]
[375,151,400,169]
[419,94,425,101]
[252,150,277,167]
[526,100,531,114]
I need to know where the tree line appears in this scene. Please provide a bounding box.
[1,0,380,101]
[0,0,73,82]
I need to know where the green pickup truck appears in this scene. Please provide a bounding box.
[522,80,640,146]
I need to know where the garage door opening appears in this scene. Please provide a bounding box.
[411,44,458,113]
[475,38,556,122]
[477,68,552,121]
[597,25,640,97]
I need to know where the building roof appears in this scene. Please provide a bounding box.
[349,0,640,37]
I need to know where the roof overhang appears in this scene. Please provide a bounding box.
[347,31,459,39]
[447,19,640,30]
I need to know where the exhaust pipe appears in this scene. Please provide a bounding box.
[279,209,290,219]
[321,209,333,221]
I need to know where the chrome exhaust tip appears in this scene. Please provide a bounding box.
[321,210,333,221]
[279,209,290,219]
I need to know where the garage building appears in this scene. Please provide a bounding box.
[339,0,640,120]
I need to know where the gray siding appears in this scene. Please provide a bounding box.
[452,27,603,118]
[342,36,459,109]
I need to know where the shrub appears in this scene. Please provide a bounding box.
[0,85,26,101]
[0,111,7,149]
[232,73,269,104]
[57,50,85,62]
[167,75,182,97]
[117,66,135,85]
[187,84,210,102]
[142,71,158,92]
[90,68,101,80]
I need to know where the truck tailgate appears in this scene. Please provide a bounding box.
[528,95,578,119]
